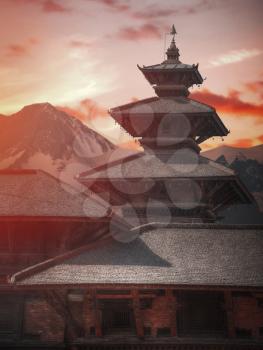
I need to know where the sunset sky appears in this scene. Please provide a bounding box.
[0,0,262,150]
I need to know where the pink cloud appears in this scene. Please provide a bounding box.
[117,23,163,41]
[5,37,38,57]
[42,0,71,13]
[96,0,130,12]
[69,40,93,48]
[131,0,214,20]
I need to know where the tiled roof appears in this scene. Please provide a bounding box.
[79,153,235,180]
[0,169,109,217]
[12,224,263,287]
[110,97,215,115]
[139,63,196,70]
[109,97,228,137]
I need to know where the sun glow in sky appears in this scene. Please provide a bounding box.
[0,0,262,149]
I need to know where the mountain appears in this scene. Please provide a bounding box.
[0,103,117,182]
[231,158,263,193]
[202,144,263,164]
[203,145,263,224]
[219,190,263,224]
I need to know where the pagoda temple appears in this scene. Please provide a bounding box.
[79,26,253,224]
[1,26,263,350]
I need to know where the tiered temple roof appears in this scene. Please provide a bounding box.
[80,26,252,223]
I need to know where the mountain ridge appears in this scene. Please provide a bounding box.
[0,102,117,181]
[202,144,263,164]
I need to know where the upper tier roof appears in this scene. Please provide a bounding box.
[138,63,203,88]
[139,62,197,70]
[12,223,263,287]
[137,28,204,94]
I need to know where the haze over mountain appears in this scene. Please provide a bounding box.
[0,103,117,182]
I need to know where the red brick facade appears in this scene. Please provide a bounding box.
[2,288,262,348]
[23,295,65,343]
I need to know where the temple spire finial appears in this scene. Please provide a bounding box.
[170,24,177,36]
[165,24,180,63]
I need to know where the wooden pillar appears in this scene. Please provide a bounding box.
[224,291,235,338]
[132,289,144,338]
[252,294,260,339]
[90,290,102,337]
[166,289,177,336]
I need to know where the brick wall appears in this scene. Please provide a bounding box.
[76,289,263,340]
[23,294,65,343]
[232,293,263,338]
[1,288,263,346]
[83,293,97,336]
[141,292,176,336]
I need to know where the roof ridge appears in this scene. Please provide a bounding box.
[132,222,263,234]
[10,236,113,284]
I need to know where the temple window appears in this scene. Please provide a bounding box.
[140,298,153,310]
[235,327,252,338]
[157,327,171,337]
[101,299,135,335]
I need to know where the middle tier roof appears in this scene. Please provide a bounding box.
[109,96,229,139]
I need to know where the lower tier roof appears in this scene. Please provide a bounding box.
[11,224,263,288]
[79,152,235,180]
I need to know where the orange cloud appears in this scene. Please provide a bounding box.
[244,80,263,99]
[191,88,263,120]
[116,23,163,41]
[42,0,71,13]
[5,37,38,57]
[257,135,263,143]
[98,0,130,12]
[6,44,28,57]
[10,0,71,13]
[57,99,108,123]
[229,138,253,148]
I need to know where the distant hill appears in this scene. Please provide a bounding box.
[219,191,263,225]
[231,158,263,193]
[204,145,263,224]
[0,103,117,181]
[202,144,263,164]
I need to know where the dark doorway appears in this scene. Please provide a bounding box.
[177,291,227,338]
[0,294,23,341]
[101,299,136,335]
